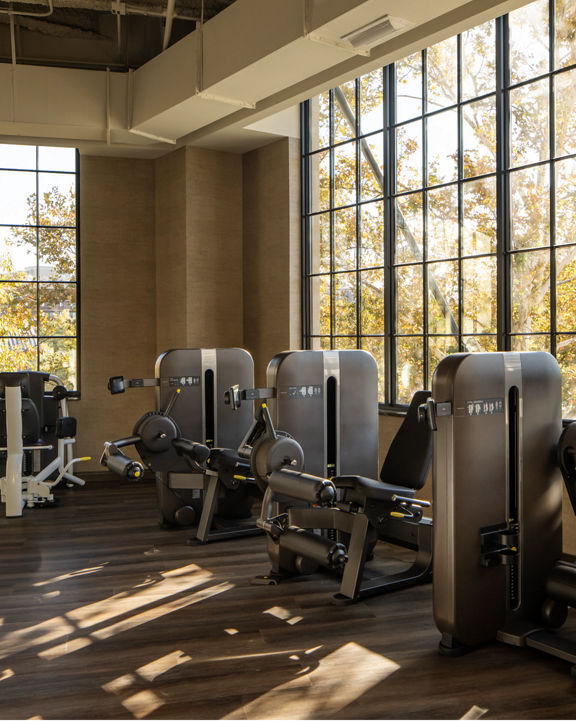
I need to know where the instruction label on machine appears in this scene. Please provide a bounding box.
[465,398,504,416]
[285,385,323,399]
[169,376,201,387]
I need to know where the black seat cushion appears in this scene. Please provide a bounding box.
[380,390,432,491]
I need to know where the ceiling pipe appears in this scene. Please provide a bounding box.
[162,0,176,50]
[0,0,53,17]
[0,0,199,19]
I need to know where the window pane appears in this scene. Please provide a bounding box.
[510,334,550,351]
[462,176,497,256]
[0,144,36,170]
[0,338,37,371]
[334,207,356,271]
[360,135,383,201]
[462,256,497,334]
[334,142,356,208]
[38,173,76,227]
[428,260,459,334]
[427,185,458,260]
[556,0,576,69]
[310,213,330,274]
[0,282,37,336]
[427,109,458,185]
[38,147,76,172]
[463,96,496,177]
[333,272,356,335]
[510,166,550,250]
[461,21,496,100]
[396,120,422,192]
[555,68,576,158]
[360,202,383,268]
[310,92,330,151]
[39,283,76,336]
[360,70,383,134]
[396,265,423,334]
[395,193,423,264]
[360,269,384,335]
[361,336,385,402]
[333,336,357,350]
[39,338,76,389]
[427,36,458,111]
[310,336,331,350]
[509,0,550,84]
[462,335,497,352]
[334,81,356,142]
[0,226,36,280]
[428,336,459,386]
[396,337,424,404]
[310,150,330,213]
[39,228,76,281]
[0,171,37,225]
[511,250,551,333]
[396,52,422,123]
[556,246,576,332]
[310,275,331,335]
[509,78,550,167]
[557,334,576,417]
[556,157,576,245]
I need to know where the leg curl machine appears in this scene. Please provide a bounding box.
[0,371,89,517]
[425,351,576,674]
[229,349,433,603]
[101,348,259,537]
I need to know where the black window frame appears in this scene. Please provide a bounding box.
[302,1,576,415]
[0,146,81,392]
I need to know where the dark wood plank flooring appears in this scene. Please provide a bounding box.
[1,479,576,720]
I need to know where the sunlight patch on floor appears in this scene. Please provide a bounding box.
[65,566,214,629]
[264,606,303,625]
[91,581,234,641]
[33,565,109,587]
[121,689,164,719]
[136,650,191,682]
[102,673,137,694]
[0,668,14,681]
[461,705,489,719]
[38,636,92,660]
[225,628,239,635]
[0,616,74,661]
[224,642,400,720]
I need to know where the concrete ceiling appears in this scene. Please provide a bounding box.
[0,0,532,157]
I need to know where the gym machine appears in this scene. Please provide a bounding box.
[0,371,88,517]
[425,351,576,674]
[230,349,433,603]
[101,348,258,537]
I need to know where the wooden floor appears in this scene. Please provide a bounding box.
[2,480,576,721]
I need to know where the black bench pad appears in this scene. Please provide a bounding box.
[332,475,415,504]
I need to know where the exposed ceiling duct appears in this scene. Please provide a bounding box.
[0,0,534,156]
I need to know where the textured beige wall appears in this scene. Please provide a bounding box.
[155,147,188,351]
[243,137,301,385]
[185,146,244,348]
[74,156,156,470]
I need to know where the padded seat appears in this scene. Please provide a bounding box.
[332,474,415,505]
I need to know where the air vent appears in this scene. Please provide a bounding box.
[340,14,412,49]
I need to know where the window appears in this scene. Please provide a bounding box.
[0,145,79,389]
[302,0,576,417]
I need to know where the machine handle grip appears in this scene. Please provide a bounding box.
[172,438,211,465]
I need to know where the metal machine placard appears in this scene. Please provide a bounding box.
[465,398,504,416]
[284,385,323,399]
[168,376,201,387]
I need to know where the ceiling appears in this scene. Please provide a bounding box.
[0,0,237,69]
[0,0,532,156]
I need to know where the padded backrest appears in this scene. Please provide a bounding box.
[380,390,432,491]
